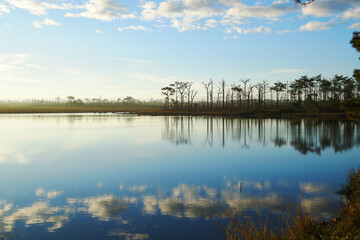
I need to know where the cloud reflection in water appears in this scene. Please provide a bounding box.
[0,179,341,237]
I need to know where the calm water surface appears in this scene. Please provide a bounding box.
[0,114,359,239]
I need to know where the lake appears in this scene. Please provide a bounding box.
[0,114,359,239]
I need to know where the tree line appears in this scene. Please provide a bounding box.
[161,74,360,112]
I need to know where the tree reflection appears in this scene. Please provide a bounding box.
[162,116,193,145]
[162,117,360,155]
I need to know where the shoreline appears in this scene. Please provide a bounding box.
[0,105,357,119]
[135,110,348,119]
[0,108,351,119]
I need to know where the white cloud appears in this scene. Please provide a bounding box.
[140,1,158,21]
[277,29,295,34]
[33,18,61,28]
[64,0,127,21]
[141,0,221,21]
[4,0,75,16]
[348,22,360,29]
[299,21,334,31]
[0,3,10,16]
[140,0,222,32]
[220,18,244,26]
[204,19,217,28]
[139,0,299,32]
[342,7,360,20]
[125,25,151,31]
[0,54,28,71]
[1,0,359,37]
[301,0,359,18]
[232,25,272,34]
[171,18,201,32]
[225,0,296,20]
[224,28,232,34]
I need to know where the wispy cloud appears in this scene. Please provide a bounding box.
[4,0,75,16]
[0,3,10,16]
[33,18,61,28]
[0,54,43,71]
[278,29,296,34]
[299,21,335,31]
[95,29,104,34]
[342,6,360,20]
[348,22,360,29]
[204,19,217,28]
[125,25,152,31]
[108,57,156,65]
[271,68,308,74]
[232,25,272,34]
[301,0,359,18]
[64,0,127,21]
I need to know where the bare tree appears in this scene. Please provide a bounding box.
[230,83,236,109]
[216,85,222,109]
[189,90,197,110]
[221,79,226,109]
[247,85,254,109]
[255,83,263,109]
[187,82,196,110]
[262,80,268,108]
[241,79,250,109]
[209,79,214,109]
[202,80,211,109]
[187,82,193,108]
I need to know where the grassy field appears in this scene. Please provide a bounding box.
[0,103,160,114]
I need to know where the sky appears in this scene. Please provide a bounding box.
[0,0,359,101]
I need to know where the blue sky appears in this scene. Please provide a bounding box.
[0,0,359,101]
